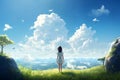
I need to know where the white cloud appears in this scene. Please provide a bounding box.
[32,13,68,42]
[92,5,110,16]
[66,59,76,69]
[68,24,96,52]
[76,66,87,69]
[18,13,68,57]
[7,12,109,59]
[92,18,100,22]
[67,24,109,58]
[4,24,12,31]
[49,9,53,12]
[66,59,87,69]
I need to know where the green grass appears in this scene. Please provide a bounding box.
[19,66,120,80]
[0,52,11,59]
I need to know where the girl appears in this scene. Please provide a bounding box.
[57,46,64,72]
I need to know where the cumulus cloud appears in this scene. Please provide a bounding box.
[66,59,87,69]
[66,24,109,58]
[92,18,100,22]
[18,13,68,57]
[9,12,109,58]
[66,59,76,69]
[4,24,12,31]
[68,24,96,53]
[49,9,53,12]
[92,5,110,17]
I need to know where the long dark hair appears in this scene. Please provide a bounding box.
[58,46,62,52]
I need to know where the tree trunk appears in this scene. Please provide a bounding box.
[1,45,3,54]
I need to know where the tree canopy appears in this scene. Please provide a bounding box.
[98,57,105,65]
[0,35,14,54]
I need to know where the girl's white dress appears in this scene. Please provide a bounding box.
[57,52,64,64]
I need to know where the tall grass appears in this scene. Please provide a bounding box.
[19,66,120,80]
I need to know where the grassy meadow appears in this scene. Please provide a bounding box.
[1,54,120,80]
[19,66,120,80]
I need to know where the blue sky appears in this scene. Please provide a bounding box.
[0,0,120,59]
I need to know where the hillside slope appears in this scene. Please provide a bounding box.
[1,54,120,80]
[0,55,23,80]
[20,66,120,80]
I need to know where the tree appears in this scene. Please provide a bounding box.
[0,35,14,54]
[98,57,105,65]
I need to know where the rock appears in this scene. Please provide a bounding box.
[105,38,120,73]
[0,55,23,80]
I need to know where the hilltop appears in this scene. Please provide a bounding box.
[0,54,120,80]
[20,66,120,80]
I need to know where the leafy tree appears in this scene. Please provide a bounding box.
[0,35,14,54]
[98,57,105,65]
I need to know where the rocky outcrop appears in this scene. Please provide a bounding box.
[105,38,120,73]
[0,55,23,80]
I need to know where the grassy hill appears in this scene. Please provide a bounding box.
[0,54,120,80]
[19,66,120,80]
